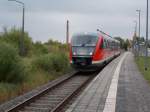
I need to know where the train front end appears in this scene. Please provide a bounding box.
[70,33,99,71]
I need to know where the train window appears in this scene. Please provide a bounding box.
[107,40,109,48]
[103,39,107,48]
[112,42,114,49]
[71,35,98,46]
[107,40,110,49]
[109,41,111,49]
[109,41,112,49]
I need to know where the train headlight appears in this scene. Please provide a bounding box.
[73,52,76,55]
[89,52,93,55]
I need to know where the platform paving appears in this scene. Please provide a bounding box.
[66,53,125,112]
[116,52,150,112]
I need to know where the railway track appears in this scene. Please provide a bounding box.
[6,71,98,112]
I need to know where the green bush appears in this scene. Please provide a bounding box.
[0,42,26,83]
[33,41,48,55]
[45,39,69,53]
[0,28,33,56]
[32,52,70,72]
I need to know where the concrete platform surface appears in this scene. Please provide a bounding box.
[116,52,150,112]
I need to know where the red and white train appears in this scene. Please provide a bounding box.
[69,32,120,71]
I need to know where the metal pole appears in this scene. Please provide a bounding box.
[134,21,137,34]
[145,0,149,70]
[66,20,69,44]
[139,10,141,56]
[136,10,141,57]
[136,10,141,39]
[8,0,25,56]
[20,5,25,56]
[133,21,138,56]
[139,11,141,39]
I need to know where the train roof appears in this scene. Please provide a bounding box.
[72,32,98,37]
[72,32,120,44]
[98,33,120,43]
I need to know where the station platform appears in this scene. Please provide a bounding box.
[116,52,150,112]
[66,52,150,112]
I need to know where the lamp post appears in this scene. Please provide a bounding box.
[136,10,141,57]
[145,0,149,70]
[133,20,138,56]
[66,20,69,45]
[136,10,141,39]
[8,0,25,56]
[134,20,137,35]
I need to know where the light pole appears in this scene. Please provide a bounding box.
[134,20,137,35]
[8,0,25,56]
[145,0,149,70]
[136,10,141,39]
[66,20,69,45]
[133,20,138,56]
[136,10,141,57]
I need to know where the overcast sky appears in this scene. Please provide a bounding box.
[0,0,149,42]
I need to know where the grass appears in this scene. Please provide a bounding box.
[0,83,19,104]
[19,70,59,93]
[135,56,150,83]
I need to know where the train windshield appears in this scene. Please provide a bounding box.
[71,34,98,56]
[71,35,98,46]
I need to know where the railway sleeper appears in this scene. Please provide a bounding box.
[23,106,50,111]
[29,103,54,108]
[40,97,65,101]
[36,99,54,103]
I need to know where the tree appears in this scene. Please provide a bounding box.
[123,39,130,51]
[114,37,125,49]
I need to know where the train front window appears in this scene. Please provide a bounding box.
[71,35,98,46]
[71,34,98,56]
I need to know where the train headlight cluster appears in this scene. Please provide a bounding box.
[89,52,93,55]
[73,52,76,55]
[73,52,93,56]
